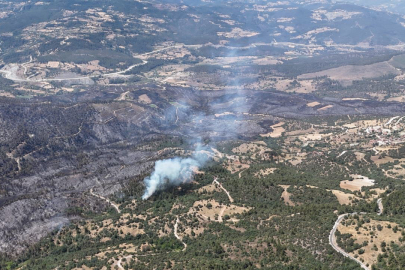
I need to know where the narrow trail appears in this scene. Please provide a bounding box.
[116,255,133,270]
[174,217,187,251]
[218,206,226,222]
[5,141,31,174]
[175,107,179,124]
[238,168,247,178]
[114,216,188,269]
[8,122,84,168]
[22,56,33,76]
[113,106,132,117]
[394,116,405,127]
[89,188,121,213]
[372,147,379,155]
[337,151,347,158]
[53,122,84,140]
[104,60,147,78]
[213,178,234,203]
[62,103,80,110]
[116,91,130,101]
[15,157,21,172]
[114,245,181,269]
[329,213,369,270]
[6,153,22,173]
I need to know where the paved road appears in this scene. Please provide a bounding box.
[377,198,384,216]
[329,213,369,270]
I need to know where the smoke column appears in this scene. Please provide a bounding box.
[142,144,210,200]
[142,47,250,200]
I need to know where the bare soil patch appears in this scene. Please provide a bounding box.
[252,56,282,65]
[255,168,277,177]
[138,94,152,104]
[226,160,250,174]
[338,218,404,267]
[307,101,320,107]
[340,175,375,192]
[355,152,365,162]
[298,132,331,142]
[195,183,219,194]
[298,61,400,86]
[232,142,270,155]
[188,199,250,222]
[317,105,333,111]
[331,190,358,205]
[342,98,368,101]
[387,96,405,102]
[260,122,285,138]
[279,185,295,206]
[0,92,15,98]
[217,28,259,38]
[371,155,394,165]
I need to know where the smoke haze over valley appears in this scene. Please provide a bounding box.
[2,0,405,269]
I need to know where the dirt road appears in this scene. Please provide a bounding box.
[89,188,121,213]
[213,178,234,203]
[218,206,226,222]
[174,217,187,251]
[116,255,132,270]
[385,116,400,126]
[114,216,188,270]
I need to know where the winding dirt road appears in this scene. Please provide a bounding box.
[213,177,235,222]
[89,188,121,213]
[394,116,405,127]
[218,206,226,223]
[213,178,234,203]
[174,217,187,251]
[175,107,179,124]
[114,217,188,269]
[116,255,132,270]
[385,116,400,126]
[337,151,347,158]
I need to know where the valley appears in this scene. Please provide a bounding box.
[2,86,405,269]
[1,0,405,269]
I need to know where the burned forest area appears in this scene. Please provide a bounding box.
[2,0,405,270]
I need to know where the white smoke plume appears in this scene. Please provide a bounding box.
[142,144,211,200]
[142,47,250,200]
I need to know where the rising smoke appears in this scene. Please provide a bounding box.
[142,144,211,200]
[142,47,251,200]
